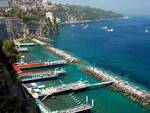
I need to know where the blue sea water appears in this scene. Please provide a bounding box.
[22,16,150,113]
[53,16,150,90]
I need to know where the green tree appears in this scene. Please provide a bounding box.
[2,40,19,63]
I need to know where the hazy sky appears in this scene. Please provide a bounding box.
[49,0,150,15]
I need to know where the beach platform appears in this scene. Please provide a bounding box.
[13,60,67,73]
[18,69,66,82]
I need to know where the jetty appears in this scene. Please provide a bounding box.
[16,42,36,46]
[13,60,67,72]
[81,66,150,106]
[18,69,66,82]
[45,47,81,63]
[59,104,92,113]
[16,47,29,52]
[36,99,92,113]
[24,81,112,99]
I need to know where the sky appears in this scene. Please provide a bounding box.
[49,0,150,16]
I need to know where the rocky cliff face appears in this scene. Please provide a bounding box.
[0,18,27,40]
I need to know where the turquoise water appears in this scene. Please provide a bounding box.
[53,17,150,90]
[22,17,150,113]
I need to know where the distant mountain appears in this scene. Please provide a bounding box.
[49,4,124,23]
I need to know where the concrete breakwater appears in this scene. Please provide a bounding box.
[45,47,81,63]
[81,66,150,106]
[36,37,52,43]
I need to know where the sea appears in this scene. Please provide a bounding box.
[23,16,150,113]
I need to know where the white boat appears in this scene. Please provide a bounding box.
[107,28,114,32]
[71,24,75,27]
[145,29,149,33]
[83,24,89,29]
[123,16,129,19]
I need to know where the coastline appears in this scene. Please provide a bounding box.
[30,38,150,107]
[61,16,129,24]
[14,16,150,109]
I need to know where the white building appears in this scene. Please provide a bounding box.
[0,0,9,8]
[42,0,48,9]
[46,12,61,23]
[46,12,53,20]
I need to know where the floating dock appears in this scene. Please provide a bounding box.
[45,47,81,63]
[13,60,67,73]
[81,66,150,106]
[18,69,66,82]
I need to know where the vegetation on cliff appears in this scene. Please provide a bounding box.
[4,6,59,36]
[0,40,36,113]
[49,4,123,22]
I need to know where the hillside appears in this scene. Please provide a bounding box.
[49,4,124,23]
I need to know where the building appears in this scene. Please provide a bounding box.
[0,0,9,8]
[42,0,48,9]
[46,12,53,20]
[20,0,48,10]
[46,12,61,23]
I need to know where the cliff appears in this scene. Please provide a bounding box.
[49,4,124,23]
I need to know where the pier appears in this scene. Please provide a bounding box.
[81,66,150,106]
[59,104,92,113]
[13,60,67,72]
[16,47,29,52]
[25,81,112,100]
[18,69,66,82]
[36,98,92,113]
[17,42,36,46]
[45,47,81,63]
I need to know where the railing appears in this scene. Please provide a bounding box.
[59,104,92,113]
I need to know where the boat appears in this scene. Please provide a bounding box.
[145,29,149,33]
[71,24,75,27]
[101,26,108,30]
[107,28,114,32]
[83,24,89,29]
